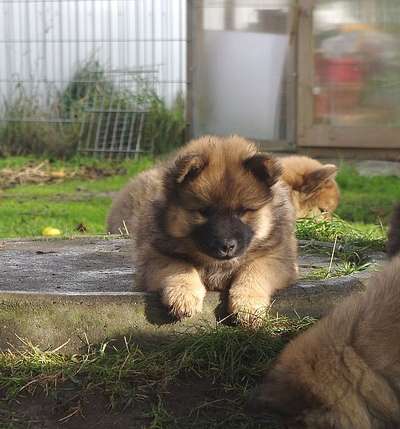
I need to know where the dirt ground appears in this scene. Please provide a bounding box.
[1,379,278,429]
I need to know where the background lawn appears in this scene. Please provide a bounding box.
[0,156,153,238]
[0,156,397,240]
[336,164,400,224]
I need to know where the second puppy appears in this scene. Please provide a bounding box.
[279,155,340,219]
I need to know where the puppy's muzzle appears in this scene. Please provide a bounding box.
[212,238,238,259]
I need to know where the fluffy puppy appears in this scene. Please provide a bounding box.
[278,155,340,219]
[250,206,400,427]
[107,135,298,325]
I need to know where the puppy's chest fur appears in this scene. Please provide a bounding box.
[198,262,239,291]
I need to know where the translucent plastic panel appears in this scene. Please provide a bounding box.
[313,0,400,126]
[191,1,292,141]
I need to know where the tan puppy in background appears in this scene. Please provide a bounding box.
[250,206,400,428]
[279,155,340,219]
[108,136,298,325]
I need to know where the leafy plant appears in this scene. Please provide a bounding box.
[146,91,186,155]
[0,84,80,158]
[0,59,186,159]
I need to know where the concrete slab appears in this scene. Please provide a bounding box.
[0,238,134,293]
[0,237,385,354]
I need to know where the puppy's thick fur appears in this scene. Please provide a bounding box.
[251,207,400,428]
[278,155,340,219]
[107,136,297,324]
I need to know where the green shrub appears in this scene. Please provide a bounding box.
[146,91,186,155]
[0,60,186,159]
[0,85,80,158]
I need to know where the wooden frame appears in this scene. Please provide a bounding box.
[297,0,400,149]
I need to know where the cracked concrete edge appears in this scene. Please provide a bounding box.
[0,273,369,354]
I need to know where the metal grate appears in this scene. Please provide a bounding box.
[76,68,154,159]
[79,109,149,159]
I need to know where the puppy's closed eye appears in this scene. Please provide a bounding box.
[198,207,213,217]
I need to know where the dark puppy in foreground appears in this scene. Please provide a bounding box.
[251,205,400,428]
[107,135,297,325]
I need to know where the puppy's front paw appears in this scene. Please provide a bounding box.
[229,290,269,328]
[162,284,206,319]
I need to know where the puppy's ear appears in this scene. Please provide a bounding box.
[301,164,337,195]
[243,154,282,187]
[170,153,208,184]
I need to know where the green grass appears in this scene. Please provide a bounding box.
[303,261,371,281]
[292,163,394,281]
[296,215,385,280]
[0,156,38,169]
[0,198,110,238]
[0,316,314,428]
[296,216,386,250]
[336,164,400,224]
[0,156,153,238]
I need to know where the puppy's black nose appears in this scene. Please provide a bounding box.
[217,238,238,257]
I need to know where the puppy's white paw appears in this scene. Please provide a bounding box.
[162,284,206,319]
[229,290,269,328]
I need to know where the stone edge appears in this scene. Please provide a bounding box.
[0,272,370,354]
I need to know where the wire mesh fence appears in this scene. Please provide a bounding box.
[0,0,187,158]
[76,69,155,159]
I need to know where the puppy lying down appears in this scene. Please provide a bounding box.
[279,155,340,219]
